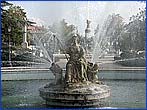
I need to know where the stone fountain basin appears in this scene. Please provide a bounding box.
[39,82,110,107]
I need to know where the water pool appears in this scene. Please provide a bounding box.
[2,79,145,108]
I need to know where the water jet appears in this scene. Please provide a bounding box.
[39,31,110,107]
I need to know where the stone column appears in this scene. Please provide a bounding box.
[22,24,28,48]
[85,20,91,53]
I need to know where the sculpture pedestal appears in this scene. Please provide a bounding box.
[39,82,110,107]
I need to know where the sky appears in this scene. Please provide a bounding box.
[10,1,146,35]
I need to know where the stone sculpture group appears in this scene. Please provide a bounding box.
[50,34,102,87]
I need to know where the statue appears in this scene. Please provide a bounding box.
[65,34,88,85]
[39,21,110,107]
[65,34,103,86]
[86,19,91,29]
[49,63,62,85]
[87,62,101,83]
[48,33,103,86]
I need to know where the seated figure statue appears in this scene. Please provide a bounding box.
[65,34,88,85]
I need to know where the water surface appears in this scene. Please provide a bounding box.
[2,79,145,108]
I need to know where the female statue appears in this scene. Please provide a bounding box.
[65,34,88,85]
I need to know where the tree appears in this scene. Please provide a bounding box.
[120,8,146,53]
[49,19,78,47]
[2,2,28,61]
[2,5,27,46]
[94,13,125,55]
[94,8,145,59]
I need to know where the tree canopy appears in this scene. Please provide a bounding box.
[2,4,27,47]
[94,8,146,58]
[2,2,28,61]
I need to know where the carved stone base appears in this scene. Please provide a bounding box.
[39,82,110,107]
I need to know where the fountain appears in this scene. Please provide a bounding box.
[39,33,110,107]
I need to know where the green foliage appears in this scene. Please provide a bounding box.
[2,3,27,61]
[49,19,77,46]
[94,13,125,54]
[2,5,27,47]
[96,8,146,58]
[120,8,146,52]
